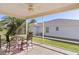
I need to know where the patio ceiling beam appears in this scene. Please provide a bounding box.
[24,4,79,19]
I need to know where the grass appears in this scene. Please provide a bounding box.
[33,37,79,53]
[0,29,7,34]
[0,29,7,38]
[0,29,7,44]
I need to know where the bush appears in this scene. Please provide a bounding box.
[0,28,3,31]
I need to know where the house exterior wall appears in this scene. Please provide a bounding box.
[32,23,43,36]
[32,19,79,40]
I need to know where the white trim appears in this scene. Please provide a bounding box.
[26,20,28,39]
[42,16,45,39]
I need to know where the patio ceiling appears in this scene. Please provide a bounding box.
[0,3,79,19]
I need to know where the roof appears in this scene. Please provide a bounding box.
[46,19,79,22]
[36,19,79,26]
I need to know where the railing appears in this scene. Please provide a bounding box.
[5,35,26,54]
[5,32,33,54]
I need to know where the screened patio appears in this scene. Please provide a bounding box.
[0,3,79,55]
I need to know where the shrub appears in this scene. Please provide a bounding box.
[0,28,3,31]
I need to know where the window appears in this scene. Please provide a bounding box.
[56,26,59,31]
[35,26,40,30]
[46,27,49,33]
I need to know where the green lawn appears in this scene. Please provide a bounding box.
[33,37,79,53]
[0,29,7,44]
[0,29,7,38]
[0,29,7,34]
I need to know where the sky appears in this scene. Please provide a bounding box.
[0,14,5,21]
[0,8,79,22]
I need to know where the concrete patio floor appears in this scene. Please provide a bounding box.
[0,42,77,55]
[16,45,63,55]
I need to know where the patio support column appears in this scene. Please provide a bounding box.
[0,35,1,49]
[26,20,28,39]
[42,16,45,39]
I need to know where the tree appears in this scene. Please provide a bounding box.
[28,19,36,32]
[30,19,36,24]
[2,16,25,43]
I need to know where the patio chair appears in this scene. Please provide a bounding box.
[26,32,33,50]
[5,36,26,54]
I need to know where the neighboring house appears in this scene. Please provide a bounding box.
[32,19,79,40]
[32,22,43,36]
